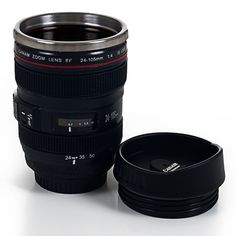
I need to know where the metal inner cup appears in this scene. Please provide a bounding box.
[14,12,128,52]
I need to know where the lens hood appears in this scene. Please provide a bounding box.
[114,133,225,218]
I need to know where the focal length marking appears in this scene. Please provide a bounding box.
[105,110,119,123]
[65,154,95,165]
[80,56,104,63]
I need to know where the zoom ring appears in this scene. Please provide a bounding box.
[15,61,127,98]
[19,121,123,154]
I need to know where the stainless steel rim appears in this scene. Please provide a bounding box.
[14,12,128,52]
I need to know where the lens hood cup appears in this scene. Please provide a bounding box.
[114,133,225,218]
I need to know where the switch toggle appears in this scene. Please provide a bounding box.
[19,107,33,127]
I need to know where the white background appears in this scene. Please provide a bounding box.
[0,0,235,235]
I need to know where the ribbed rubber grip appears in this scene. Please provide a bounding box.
[19,121,122,154]
[15,60,127,98]
[118,185,219,218]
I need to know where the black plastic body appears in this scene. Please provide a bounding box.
[114,133,225,218]
[13,42,127,193]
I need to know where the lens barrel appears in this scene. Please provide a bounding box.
[13,12,128,193]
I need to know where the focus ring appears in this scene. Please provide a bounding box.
[19,121,122,154]
[15,60,127,98]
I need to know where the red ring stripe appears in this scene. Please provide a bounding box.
[14,52,127,69]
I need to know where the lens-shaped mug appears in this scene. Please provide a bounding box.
[13,12,128,193]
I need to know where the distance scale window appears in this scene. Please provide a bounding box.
[57,118,95,133]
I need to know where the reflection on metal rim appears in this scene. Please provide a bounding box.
[14,12,128,52]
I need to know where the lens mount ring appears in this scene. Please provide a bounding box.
[14,12,128,52]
